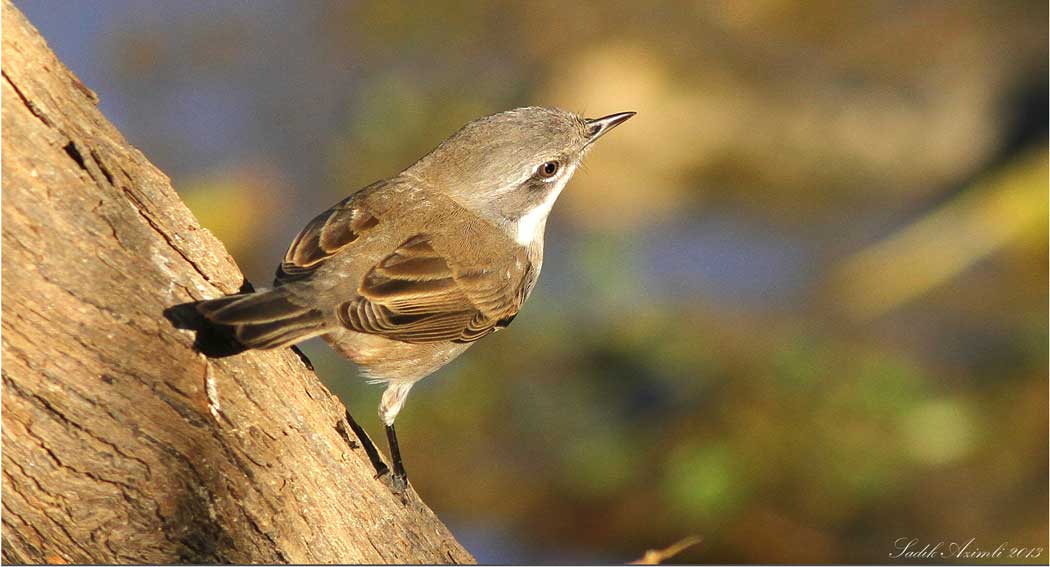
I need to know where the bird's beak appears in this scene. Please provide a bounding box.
[584,111,636,145]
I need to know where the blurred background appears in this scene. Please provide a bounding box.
[19,1,1047,563]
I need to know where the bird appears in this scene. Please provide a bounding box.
[193,106,635,489]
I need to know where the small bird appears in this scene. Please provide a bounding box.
[194,107,634,489]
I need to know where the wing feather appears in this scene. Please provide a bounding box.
[276,192,380,283]
[338,235,530,343]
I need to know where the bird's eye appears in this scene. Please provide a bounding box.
[538,161,560,179]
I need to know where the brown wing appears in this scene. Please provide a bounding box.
[337,234,529,344]
[276,193,380,284]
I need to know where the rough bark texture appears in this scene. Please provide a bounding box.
[0,2,474,563]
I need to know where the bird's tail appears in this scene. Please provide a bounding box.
[195,289,329,350]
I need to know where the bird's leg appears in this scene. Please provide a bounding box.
[343,409,390,478]
[378,383,413,492]
[385,423,408,491]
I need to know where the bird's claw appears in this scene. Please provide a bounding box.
[374,466,408,494]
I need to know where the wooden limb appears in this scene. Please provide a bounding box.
[0,1,473,563]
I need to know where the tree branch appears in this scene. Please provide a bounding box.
[0,1,474,563]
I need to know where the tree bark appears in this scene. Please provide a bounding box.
[1,1,474,563]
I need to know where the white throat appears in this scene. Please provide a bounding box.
[514,165,575,246]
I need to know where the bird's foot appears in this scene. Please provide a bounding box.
[374,466,408,494]
[389,472,408,494]
[373,464,390,480]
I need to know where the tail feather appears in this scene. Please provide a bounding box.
[197,290,310,324]
[234,311,328,349]
[195,290,328,350]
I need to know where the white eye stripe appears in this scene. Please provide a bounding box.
[514,162,577,245]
